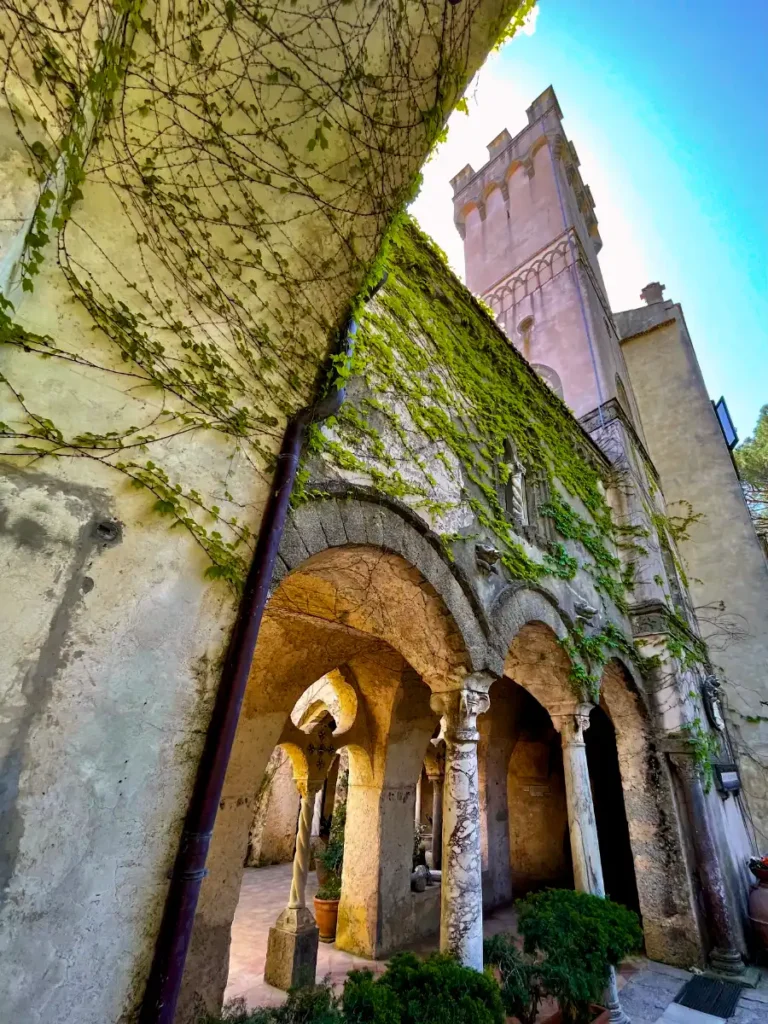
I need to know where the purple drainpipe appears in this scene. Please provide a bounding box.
[139,276,386,1023]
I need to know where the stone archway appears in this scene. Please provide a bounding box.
[175,500,487,1020]
[600,659,704,967]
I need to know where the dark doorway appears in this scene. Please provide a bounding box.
[586,705,642,920]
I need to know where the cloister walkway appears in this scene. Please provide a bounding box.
[223,864,768,1024]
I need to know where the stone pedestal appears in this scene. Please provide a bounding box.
[264,778,323,991]
[264,907,319,990]
[431,676,491,971]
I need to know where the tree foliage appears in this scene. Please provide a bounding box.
[735,403,768,537]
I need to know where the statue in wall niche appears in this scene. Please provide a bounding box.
[501,440,528,531]
[702,674,726,733]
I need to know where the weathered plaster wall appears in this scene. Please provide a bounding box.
[620,309,768,845]
[0,3,524,1019]
[246,749,299,867]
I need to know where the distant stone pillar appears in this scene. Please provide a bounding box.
[668,747,746,977]
[431,677,491,971]
[551,704,630,1024]
[264,779,322,991]
[311,786,324,838]
[428,771,444,870]
[414,771,423,827]
[334,749,349,810]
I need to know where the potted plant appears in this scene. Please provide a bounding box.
[484,934,545,1024]
[748,855,768,951]
[516,889,642,1024]
[313,803,345,943]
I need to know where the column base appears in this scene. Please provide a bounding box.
[606,1003,631,1024]
[605,966,631,1024]
[707,946,747,977]
[704,963,761,989]
[264,907,319,991]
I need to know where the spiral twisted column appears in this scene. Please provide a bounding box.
[288,782,320,910]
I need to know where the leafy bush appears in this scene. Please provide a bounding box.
[483,934,543,1024]
[342,952,504,1024]
[516,889,642,1024]
[315,873,342,901]
[316,802,346,900]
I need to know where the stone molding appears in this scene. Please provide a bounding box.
[629,601,702,654]
[276,489,490,671]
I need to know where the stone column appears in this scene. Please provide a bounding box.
[414,770,423,827]
[668,748,746,977]
[428,771,444,870]
[430,677,491,971]
[551,704,630,1024]
[264,779,321,990]
[311,786,324,838]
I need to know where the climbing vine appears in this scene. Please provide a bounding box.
[301,218,629,605]
[560,621,650,700]
[0,0,530,590]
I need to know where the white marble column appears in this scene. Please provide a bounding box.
[430,677,491,972]
[311,785,324,838]
[551,703,630,1024]
[414,770,423,827]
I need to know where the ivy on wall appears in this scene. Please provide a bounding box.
[0,0,532,591]
[301,219,622,594]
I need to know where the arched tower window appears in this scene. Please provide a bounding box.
[531,363,564,400]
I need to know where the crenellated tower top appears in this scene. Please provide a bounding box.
[450,86,641,430]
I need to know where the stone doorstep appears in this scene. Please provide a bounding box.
[654,1005,727,1024]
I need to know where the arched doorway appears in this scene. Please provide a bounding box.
[507,685,574,897]
[173,521,482,1019]
[586,704,641,918]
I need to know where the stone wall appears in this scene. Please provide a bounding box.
[619,305,768,848]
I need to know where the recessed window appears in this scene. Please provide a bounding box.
[531,363,564,400]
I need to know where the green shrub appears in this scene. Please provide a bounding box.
[517,889,642,1024]
[343,951,504,1024]
[315,874,342,901]
[316,802,346,900]
[199,982,344,1023]
[483,934,543,1024]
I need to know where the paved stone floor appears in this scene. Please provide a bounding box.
[224,864,768,1023]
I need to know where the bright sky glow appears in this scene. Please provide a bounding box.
[410,0,768,440]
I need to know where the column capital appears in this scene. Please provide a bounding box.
[295,777,324,799]
[430,684,490,744]
[550,701,594,743]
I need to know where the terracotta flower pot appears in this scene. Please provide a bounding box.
[542,1005,607,1024]
[313,896,340,943]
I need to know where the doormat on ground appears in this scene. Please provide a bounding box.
[675,976,742,1018]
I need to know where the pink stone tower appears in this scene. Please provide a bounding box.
[451,86,641,430]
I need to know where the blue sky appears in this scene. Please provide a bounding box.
[410,0,768,440]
